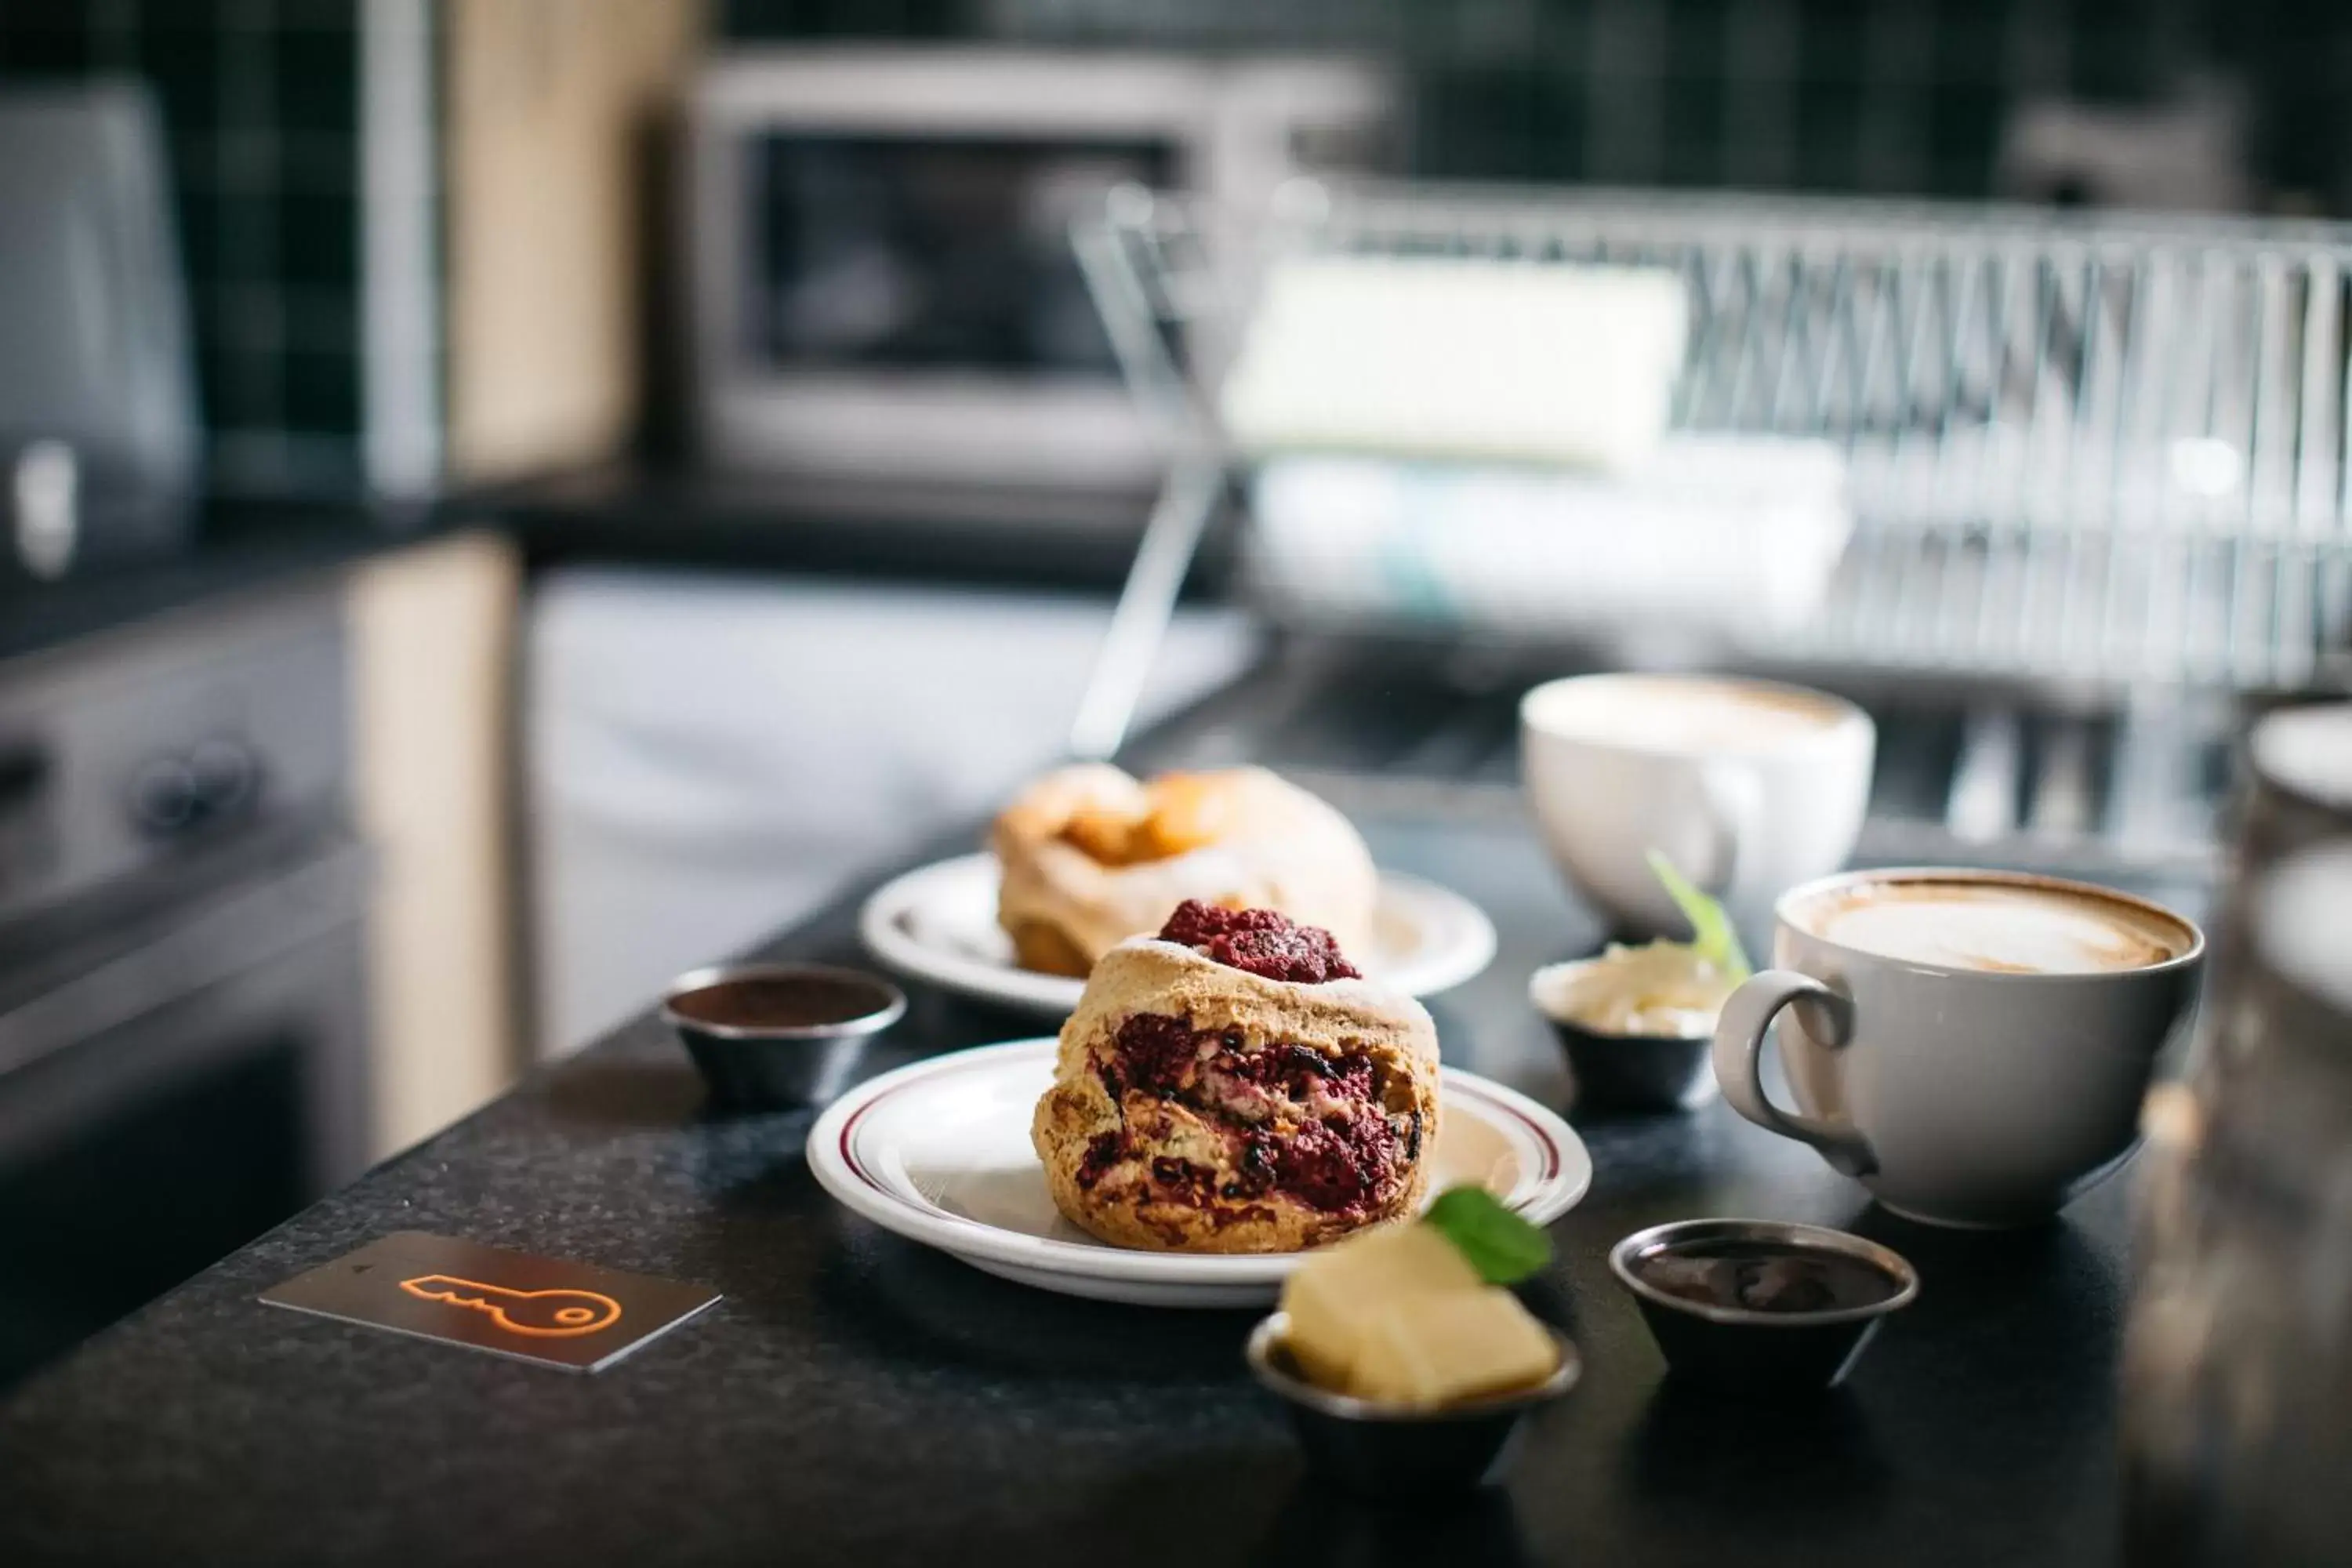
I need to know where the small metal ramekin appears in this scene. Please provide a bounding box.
[661,961,905,1110]
[1245,1310,1581,1493]
[1608,1218,1919,1394]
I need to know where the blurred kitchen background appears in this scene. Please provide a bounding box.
[6,0,2352,1389]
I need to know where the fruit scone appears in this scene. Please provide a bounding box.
[1033,899,1440,1253]
[991,764,1378,978]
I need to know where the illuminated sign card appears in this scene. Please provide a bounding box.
[260,1231,722,1373]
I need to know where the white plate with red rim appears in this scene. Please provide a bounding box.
[808,1037,1591,1308]
[857,852,1497,1018]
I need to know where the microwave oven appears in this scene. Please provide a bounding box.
[682,49,1392,518]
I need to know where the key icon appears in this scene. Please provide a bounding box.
[397,1274,624,1338]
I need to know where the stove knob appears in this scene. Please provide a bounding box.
[0,739,47,818]
[187,738,259,819]
[129,757,204,837]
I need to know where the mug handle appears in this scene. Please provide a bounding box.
[1711,971,1878,1178]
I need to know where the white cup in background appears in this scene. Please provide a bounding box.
[1519,673,1876,936]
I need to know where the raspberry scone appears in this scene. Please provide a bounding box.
[1032,900,1440,1253]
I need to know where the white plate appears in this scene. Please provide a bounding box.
[858,852,1497,1018]
[809,1038,1590,1308]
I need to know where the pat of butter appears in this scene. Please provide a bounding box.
[1280,1223,1479,1392]
[1346,1287,1559,1409]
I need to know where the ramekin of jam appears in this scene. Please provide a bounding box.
[662,962,906,1110]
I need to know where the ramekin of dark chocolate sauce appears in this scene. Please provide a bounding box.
[1608,1218,1918,1394]
[661,962,905,1111]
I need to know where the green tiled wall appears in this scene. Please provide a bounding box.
[722,0,2351,208]
[0,0,369,496]
[3,0,2347,500]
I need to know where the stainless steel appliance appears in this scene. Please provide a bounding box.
[0,588,368,1388]
[0,82,198,585]
[683,49,1391,517]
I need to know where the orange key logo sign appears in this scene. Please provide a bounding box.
[262,1232,720,1373]
[397,1274,624,1338]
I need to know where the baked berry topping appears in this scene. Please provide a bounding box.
[1112,1012,1206,1096]
[1156,900,1362,983]
[1076,1131,1127,1189]
[1149,1157,1219,1207]
[1095,1007,1413,1218]
[1217,1040,1372,1105]
[1269,1109,1406,1214]
[1239,1133,1279,1189]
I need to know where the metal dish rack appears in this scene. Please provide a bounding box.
[1068,180,2352,757]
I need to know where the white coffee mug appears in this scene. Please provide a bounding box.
[1712,867,2205,1228]
[1519,673,1875,935]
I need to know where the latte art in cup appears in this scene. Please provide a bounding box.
[1519,674,1848,753]
[1717,866,2204,1226]
[1793,879,2192,975]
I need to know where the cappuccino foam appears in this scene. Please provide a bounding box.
[1795,879,2188,975]
[1523,676,1846,753]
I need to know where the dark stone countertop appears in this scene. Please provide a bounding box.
[0,496,440,668]
[0,466,1230,673]
[0,807,2159,1568]
[488,464,1229,594]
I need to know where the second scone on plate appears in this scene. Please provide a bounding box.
[992,764,1379,977]
[1033,900,1439,1254]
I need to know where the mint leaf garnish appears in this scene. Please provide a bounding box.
[1421,1185,1552,1285]
[1646,848,1753,980]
